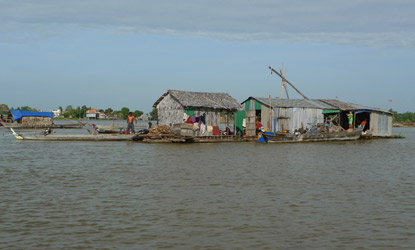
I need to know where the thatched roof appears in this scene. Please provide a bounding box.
[153,90,242,111]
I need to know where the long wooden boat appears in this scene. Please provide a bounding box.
[10,128,137,141]
[259,129,363,143]
[2,122,86,129]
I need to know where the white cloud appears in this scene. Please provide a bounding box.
[1,0,414,48]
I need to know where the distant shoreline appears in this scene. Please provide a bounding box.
[393,123,415,127]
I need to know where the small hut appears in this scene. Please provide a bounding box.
[318,99,393,137]
[239,97,333,136]
[153,90,242,136]
[9,110,54,128]
[238,97,393,137]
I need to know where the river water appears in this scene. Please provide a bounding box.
[1,123,414,249]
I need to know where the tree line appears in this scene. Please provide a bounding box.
[389,109,415,123]
[59,105,145,120]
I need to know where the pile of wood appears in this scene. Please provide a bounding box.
[148,125,172,135]
[21,117,53,128]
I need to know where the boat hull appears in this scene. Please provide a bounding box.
[260,129,362,143]
[11,132,137,141]
[3,123,85,129]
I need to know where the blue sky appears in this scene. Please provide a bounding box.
[1,0,414,113]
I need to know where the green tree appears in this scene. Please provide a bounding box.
[65,105,73,111]
[0,104,9,111]
[149,108,158,120]
[133,110,143,118]
[20,106,37,111]
[120,107,130,119]
[80,105,89,118]
[105,108,113,115]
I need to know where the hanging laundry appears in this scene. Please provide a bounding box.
[200,124,207,135]
[183,113,189,122]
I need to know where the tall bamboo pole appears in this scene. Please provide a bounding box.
[269,66,309,100]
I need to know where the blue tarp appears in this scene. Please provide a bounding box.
[10,110,54,121]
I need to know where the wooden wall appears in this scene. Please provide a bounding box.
[156,94,185,126]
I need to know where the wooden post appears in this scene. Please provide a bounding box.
[269,93,272,130]
[269,66,309,100]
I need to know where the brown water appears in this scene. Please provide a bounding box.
[1,126,414,249]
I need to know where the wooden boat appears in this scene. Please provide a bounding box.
[258,129,363,143]
[10,128,137,141]
[2,122,86,129]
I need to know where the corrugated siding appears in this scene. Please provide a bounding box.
[271,108,324,132]
[287,108,324,132]
[261,105,272,130]
[246,110,256,136]
[157,94,185,126]
[370,112,392,137]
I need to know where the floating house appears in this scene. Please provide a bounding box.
[153,90,242,135]
[238,97,333,136]
[238,97,393,137]
[317,99,393,137]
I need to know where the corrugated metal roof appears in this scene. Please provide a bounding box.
[153,90,242,111]
[242,97,391,115]
[317,99,392,114]
[244,97,335,109]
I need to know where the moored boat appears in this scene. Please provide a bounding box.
[9,128,137,141]
[258,128,363,143]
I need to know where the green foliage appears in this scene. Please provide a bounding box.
[120,107,130,119]
[105,108,113,115]
[133,110,143,118]
[390,109,415,123]
[13,106,38,111]
[150,108,158,120]
[0,104,9,111]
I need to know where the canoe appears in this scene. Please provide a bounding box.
[259,129,363,143]
[10,128,137,141]
[3,122,86,129]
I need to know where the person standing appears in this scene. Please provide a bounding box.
[347,111,354,129]
[127,112,137,134]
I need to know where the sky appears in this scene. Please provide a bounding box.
[1,0,414,113]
